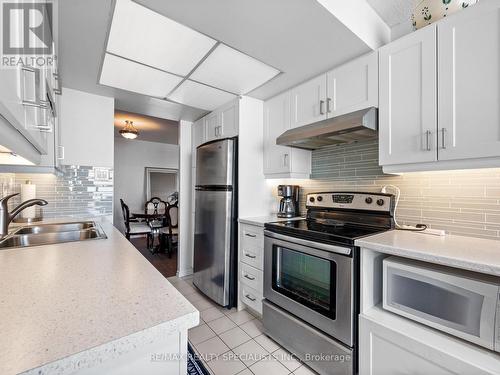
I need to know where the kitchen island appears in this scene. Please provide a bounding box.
[0,217,198,375]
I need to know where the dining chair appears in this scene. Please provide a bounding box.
[145,197,168,251]
[160,203,178,258]
[145,197,167,228]
[120,199,153,247]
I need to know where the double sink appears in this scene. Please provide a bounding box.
[0,221,107,249]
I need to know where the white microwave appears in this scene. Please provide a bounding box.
[383,256,500,352]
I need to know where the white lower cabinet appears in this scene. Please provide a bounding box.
[359,310,500,375]
[240,284,263,315]
[240,262,263,292]
[238,223,264,314]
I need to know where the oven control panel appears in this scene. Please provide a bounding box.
[307,192,394,212]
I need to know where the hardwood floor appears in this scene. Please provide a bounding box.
[129,236,178,278]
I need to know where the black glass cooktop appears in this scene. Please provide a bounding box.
[265,219,389,246]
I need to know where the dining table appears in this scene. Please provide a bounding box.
[130,212,167,253]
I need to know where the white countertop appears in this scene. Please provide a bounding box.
[238,215,304,227]
[0,217,199,375]
[356,230,500,276]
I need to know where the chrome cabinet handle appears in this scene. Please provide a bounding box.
[53,73,62,95]
[425,130,431,151]
[22,100,48,109]
[245,294,256,302]
[245,233,256,238]
[441,128,446,149]
[21,67,48,109]
[57,145,65,160]
[244,274,255,281]
[244,252,256,259]
[326,98,332,113]
[283,153,289,167]
[215,126,218,137]
[319,100,325,115]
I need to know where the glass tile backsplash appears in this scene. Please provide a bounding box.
[269,140,500,240]
[0,165,113,219]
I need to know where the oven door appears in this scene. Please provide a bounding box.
[264,230,354,347]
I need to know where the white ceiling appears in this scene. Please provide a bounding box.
[59,0,383,121]
[135,0,372,100]
[100,0,281,109]
[366,0,413,27]
[106,0,217,76]
[58,0,208,122]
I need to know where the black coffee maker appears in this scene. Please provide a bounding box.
[277,185,300,218]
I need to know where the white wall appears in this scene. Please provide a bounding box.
[150,172,177,201]
[238,96,271,218]
[177,121,192,277]
[114,138,179,233]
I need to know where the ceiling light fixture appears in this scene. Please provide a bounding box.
[120,120,139,139]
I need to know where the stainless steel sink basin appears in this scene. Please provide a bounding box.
[14,221,95,235]
[0,221,107,250]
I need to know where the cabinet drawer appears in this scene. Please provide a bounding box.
[240,224,264,269]
[240,262,263,293]
[241,246,263,270]
[240,284,263,315]
[240,224,264,250]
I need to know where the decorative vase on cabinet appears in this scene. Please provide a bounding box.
[412,0,478,29]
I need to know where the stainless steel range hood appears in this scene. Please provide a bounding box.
[276,107,378,150]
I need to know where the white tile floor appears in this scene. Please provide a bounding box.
[168,275,318,375]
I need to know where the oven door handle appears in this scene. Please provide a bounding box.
[264,230,352,256]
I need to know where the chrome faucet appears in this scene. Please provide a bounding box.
[0,193,48,239]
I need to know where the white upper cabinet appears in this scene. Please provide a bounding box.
[219,100,239,138]
[264,92,290,175]
[59,88,114,167]
[205,111,219,141]
[290,75,327,128]
[438,1,500,161]
[379,0,500,173]
[192,117,206,149]
[203,99,239,142]
[0,67,49,156]
[290,51,378,130]
[327,51,378,118]
[263,92,311,179]
[379,25,437,167]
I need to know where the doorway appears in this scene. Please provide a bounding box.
[146,167,178,203]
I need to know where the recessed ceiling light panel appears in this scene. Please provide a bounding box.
[107,0,217,76]
[100,53,182,97]
[190,44,280,95]
[168,80,236,111]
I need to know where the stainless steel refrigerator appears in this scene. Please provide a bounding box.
[193,138,237,307]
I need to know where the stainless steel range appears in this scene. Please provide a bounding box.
[263,192,395,375]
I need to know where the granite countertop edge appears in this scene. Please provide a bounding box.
[356,230,500,277]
